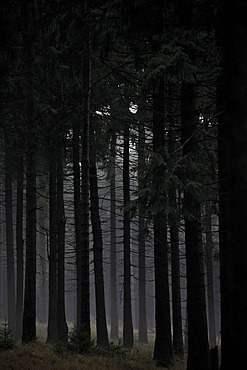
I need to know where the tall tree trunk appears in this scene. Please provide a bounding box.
[4,129,16,336]
[152,1,173,366]
[205,202,217,348]
[152,81,173,367]
[15,153,24,341]
[47,142,58,343]
[218,2,247,368]
[216,6,230,369]
[22,13,37,341]
[169,188,184,356]
[123,125,134,348]
[168,88,184,357]
[89,127,109,347]
[56,135,68,343]
[77,29,91,336]
[179,0,210,367]
[138,123,148,344]
[0,175,7,321]
[73,124,82,330]
[109,131,119,340]
[181,82,209,370]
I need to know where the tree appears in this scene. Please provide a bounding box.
[168,111,184,357]
[56,120,68,343]
[123,124,134,348]
[89,124,109,347]
[4,128,15,336]
[138,123,148,344]
[47,136,58,343]
[181,81,210,370]
[77,21,91,336]
[15,146,24,341]
[109,130,119,340]
[152,1,173,366]
[21,1,37,343]
[204,201,217,349]
[218,1,247,368]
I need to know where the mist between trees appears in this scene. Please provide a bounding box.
[0,1,246,370]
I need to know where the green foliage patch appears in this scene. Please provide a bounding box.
[0,321,15,352]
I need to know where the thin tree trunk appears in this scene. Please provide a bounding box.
[4,129,16,336]
[181,82,210,370]
[169,187,184,356]
[152,2,173,366]
[152,108,173,366]
[205,202,217,348]
[22,21,37,343]
[73,124,82,330]
[109,131,119,340]
[47,142,58,343]
[15,153,24,341]
[168,110,184,357]
[89,127,109,347]
[123,125,134,348]
[56,135,68,343]
[77,28,91,336]
[138,123,148,344]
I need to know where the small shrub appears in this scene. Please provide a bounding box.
[52,341,68,357]
[67,327,94,354]
[0,321,15,351]
[93,341,127,358]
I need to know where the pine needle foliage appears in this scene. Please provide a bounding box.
[0,321,15,351]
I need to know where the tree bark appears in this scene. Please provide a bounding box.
[218,1,247,368]
[89,126,109,347]
[77,28,91,336]
[152,79,173,367]
[109,131,119,340]
[151,4,173,364]
[168,88,184,357]
[181,82,210,370]
[169,187,184,356]
[138,123,148,344]
[22,17,37,343]
[47,142,58,343]
[205,202,217,348]
[123,125,134,348]
[15,152,24,341]
[4,129,16,336]
[56,134,68,343]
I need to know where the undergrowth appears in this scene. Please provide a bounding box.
[0,341,186,370]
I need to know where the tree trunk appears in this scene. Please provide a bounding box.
[138,123,148,344]
[47,142,58,343]
[152,2,173,365]
[0,175,7,321]
[205,202,217,348]
[89,126,109,347]
[218,2,247,368]
[56,135,68,343]
[22,21,37,343]
[109,131,119,340]
[152,82,173,367]
[168,89,184,357]
[169,187,184,356]
[15,153,24,341]
[77,31,91,336]
[123,125,134,348]
[4,129,16,336]
[181,82,210,370]
[73,123,82,329]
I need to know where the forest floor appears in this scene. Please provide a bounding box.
[0,342,186,370]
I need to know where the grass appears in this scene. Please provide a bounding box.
[0,342,186,370]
